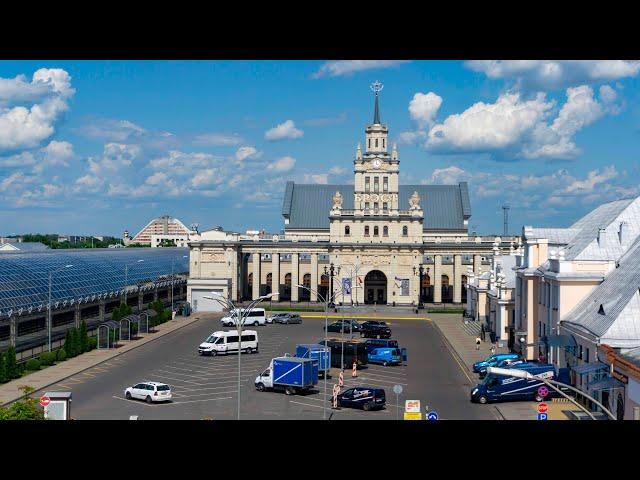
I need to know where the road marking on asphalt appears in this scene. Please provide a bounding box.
[172,389,238,399]
[170,384,245,394]
[112,395,234,406]
[289,400,390,415]
[154,369,256,382]
[163,396,234,405]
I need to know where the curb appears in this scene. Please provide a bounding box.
[1,317,200,406]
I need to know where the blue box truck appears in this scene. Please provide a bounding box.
[254,357,318,395]
[296,344,331,378]
[470,363,571,404]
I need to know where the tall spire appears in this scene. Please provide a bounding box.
[370,80,383,124]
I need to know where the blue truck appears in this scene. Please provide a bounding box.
[254,357,319,395]
[470,363,571,404]
[296,344,331,378]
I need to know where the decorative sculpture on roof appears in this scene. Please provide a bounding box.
[332,191,343,209]
[409,191,421,210]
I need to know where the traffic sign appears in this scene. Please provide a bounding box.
[393,384,403,395]
[537,386,549,398]
[537,403,548,414]
[405,400,420,413]
[39,395,50,407]
[537,413,548,421]
[426,411,439,421]
[404,412,422,420]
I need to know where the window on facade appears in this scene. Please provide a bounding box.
[374,226,379,236]
[374,177,379,192]
[374,202,379,211]
[345,225,350,236]
[402,226,408,236]
[266,273,272,287]
[303,273,311,288]
[365,177,370,192]
[368,139,371,149]
[441,275,449,287]
[382,138,385,149]
[383,202,388,211]
[383,226,388,236]
[365,202,370,211]
[285,273,291,286]
[375,138,378,148]
[383,177,388,192]
[364,226,370,236]
[585,348,589,363]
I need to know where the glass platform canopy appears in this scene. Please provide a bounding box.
[0,247,189,318]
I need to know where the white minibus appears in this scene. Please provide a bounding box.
[198,330,259,356]
[220,308,267,327]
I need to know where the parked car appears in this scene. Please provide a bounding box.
[478,357,526,379]
[472,353,521,374]
[334,386,386,411]
[360,321,392,339]
[324,319,362,333]
[267,312,289,324]
[124,382,172,403]
[368,347,402,366]
[318,338,369,368]
[273,313,302,324]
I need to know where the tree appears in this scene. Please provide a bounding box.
[71,328,80,357]
[79,320,88,353]
[64,329,74,358]
[4,346,18,380]
[0,386,45,420]
[0,352,6,383]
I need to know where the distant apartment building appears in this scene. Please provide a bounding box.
[125,215,196,246]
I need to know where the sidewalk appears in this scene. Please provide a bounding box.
[0,315,200,406]
[430,313,581,420]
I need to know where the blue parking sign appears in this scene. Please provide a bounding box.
[537,413,548,421]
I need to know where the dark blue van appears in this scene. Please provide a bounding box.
[335,386,386,411]
[470,363,570,404]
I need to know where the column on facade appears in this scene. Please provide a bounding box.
[230,249,238,302]
[272,253,280,301]
[473,254,482,275]
[433,254,442,303]
[453,254,462,304]
[9,316,17,347]
[74,303,81,328]
[291,253,299,302]
[310,253,318,302]
[252,252,260,300]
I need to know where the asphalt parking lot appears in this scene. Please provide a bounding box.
[40,314,499,420]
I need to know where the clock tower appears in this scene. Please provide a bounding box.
[354,81,400,213]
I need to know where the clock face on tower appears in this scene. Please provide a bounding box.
[372,159,382,169]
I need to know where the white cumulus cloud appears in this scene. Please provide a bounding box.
[193,132,243,146]
[312,60,410,78]
[267,156,296,172]
[235,146,261,162]
[409,92,442,128]
[264,120,303,141]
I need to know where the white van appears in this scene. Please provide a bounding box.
[198,330,259,356]
[221,308,267,327]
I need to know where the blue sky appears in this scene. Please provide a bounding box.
[1,60,639,237]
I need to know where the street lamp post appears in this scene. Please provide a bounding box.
[171,255,188,314]
[48,264,73,352]
[204,291,278,420]
[413,264,427,310]
[124,259,144,305]
[323,263,340,308]
[295,283,356,420]
[486,366,616,420]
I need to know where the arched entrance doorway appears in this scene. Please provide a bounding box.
[365,270,387,304]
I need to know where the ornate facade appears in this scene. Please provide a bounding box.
[187,83,515,312]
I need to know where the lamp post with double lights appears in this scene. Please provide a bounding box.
[203,291,278,420]
[295,283,358,420]
[323,263,340,308]
[340,262,362,306]
[124,259,144,305]
[48,264,74,352]
[171,255,188,314]
[412,264,429,311]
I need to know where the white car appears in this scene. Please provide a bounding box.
[124,382,172,403]
[221,308,266,327]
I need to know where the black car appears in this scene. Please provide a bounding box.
[359,321,392,339]
[274,313,302,324]
[324,319,362,333]
[334,386,386,411]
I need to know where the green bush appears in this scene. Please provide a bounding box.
[25,358,41,371]
[4,346,18,380]
[87,337,97,351]
[40,351,57,367]
[56,348,67,361]
[0,386,44,420]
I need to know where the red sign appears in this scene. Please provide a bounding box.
[40,395,51,407]
[537,403,548,413]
